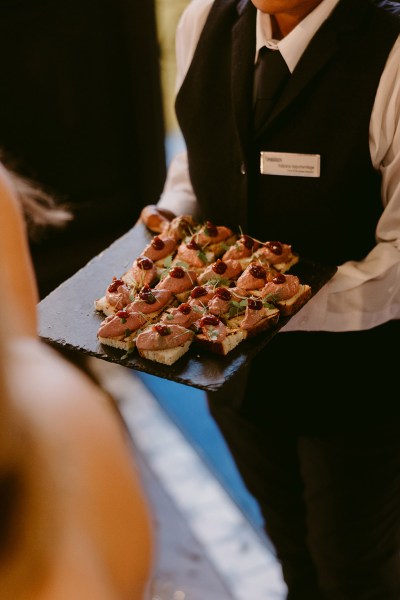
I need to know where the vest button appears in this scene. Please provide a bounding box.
[240,162,246,175]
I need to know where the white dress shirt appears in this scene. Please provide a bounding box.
[157,0,400,332]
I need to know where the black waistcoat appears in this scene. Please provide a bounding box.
[176,0,399,266]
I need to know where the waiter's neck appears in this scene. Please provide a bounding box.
[252,0,324,38]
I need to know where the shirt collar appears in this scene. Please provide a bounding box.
[255,0,341,72]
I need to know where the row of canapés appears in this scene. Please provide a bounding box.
[94,216,311,364]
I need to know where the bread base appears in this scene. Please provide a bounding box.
[171,249,216,271]
[137,339,193,365]
[277,284,312,316]
[194,328,247,356]
[208,234,238,257]
[252,252,299,273]
[98,335,138,352]
[273,254,299,273]
[154,253,176,269]
[174,290,192,303]
[94,296,117,316]
[228,309,280,337]
[121,272,146,291]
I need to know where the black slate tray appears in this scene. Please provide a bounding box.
[38,222,337,392]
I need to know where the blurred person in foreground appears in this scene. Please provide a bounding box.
[140,0,400,597]
[0,161,153,600]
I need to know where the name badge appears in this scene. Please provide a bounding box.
[260,151,321,177]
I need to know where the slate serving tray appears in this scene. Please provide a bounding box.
[38,222,337,392]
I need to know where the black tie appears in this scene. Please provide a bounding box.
[253,46,290,131]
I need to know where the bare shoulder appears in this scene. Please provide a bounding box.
[6,337,154,600]
[8,338,117,433]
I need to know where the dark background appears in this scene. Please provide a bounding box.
[0,0,166,298]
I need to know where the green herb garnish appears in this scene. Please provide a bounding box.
[227,299,248,318]
[262,293,280,308]
[197,249,209,264]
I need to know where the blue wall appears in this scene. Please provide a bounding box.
[136,372,265,533]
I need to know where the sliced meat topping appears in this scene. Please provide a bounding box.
[208,286,249,318]
[142,235,177,261]
[160,303,204,326]
[194,221,234,246]
[155,266,197,293]
[175,237,214,268]
[164,215,198,241]
[188,284,217,307]
[236,263,268,290]
[239,298,276,330]
[197,259,242,284]
[252,241,294,266]
[128,286,173,314]
[98,310,148,338]
[135,324,194,351]
[105,278,132,309]
[197,315,227,342]
[222,235,259,260]
[125,256,157,288]
[258,274,300,301]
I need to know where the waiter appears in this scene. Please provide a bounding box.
[141,0,400,597]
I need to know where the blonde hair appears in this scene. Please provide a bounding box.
[6,168,73,240]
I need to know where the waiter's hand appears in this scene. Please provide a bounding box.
[140,204,176,233]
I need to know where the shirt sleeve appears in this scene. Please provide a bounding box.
[282,36,400,332]
[156,0,214,219]
[156,150,202,219]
